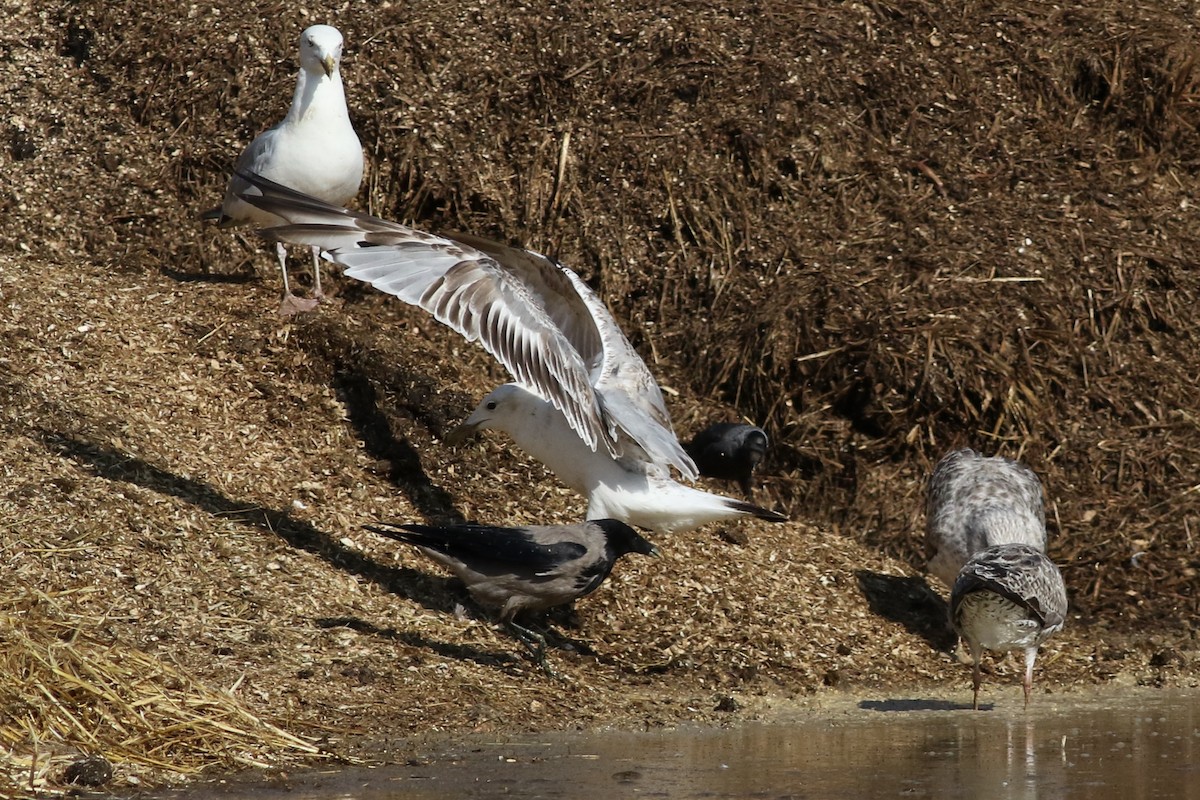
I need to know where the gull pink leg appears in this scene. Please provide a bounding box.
[1023,647,1037,709]
[972,661,982,710]
[276,242,318,316]
[310,245,325,300]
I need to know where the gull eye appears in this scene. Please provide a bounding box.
[486,401,497,410]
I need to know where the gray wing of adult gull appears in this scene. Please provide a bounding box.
[237,172,697,479]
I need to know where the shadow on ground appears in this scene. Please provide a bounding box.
[331,369,465,525]
[855,569,958,654]
[314,615,521,669]
[36,431,490,652]
[858,698,979,712]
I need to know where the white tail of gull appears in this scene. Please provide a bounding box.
[203,25,363,315]
[236,173,788,533]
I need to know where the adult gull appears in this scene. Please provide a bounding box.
[236,173,788,533]
[203,24,364,315]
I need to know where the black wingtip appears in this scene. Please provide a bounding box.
[235,170,352,216]
[725,499,788,523]
[363,521,428,542]
[235,169,292,196]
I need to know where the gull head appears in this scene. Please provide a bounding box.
[299,24,345,78]
[445,384,530,447]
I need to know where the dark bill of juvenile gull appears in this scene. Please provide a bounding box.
[950,542,1067,710]
[366,518,658,672]
[202,25,363,315]
[237,173,788,533]
[925,448,1047,588]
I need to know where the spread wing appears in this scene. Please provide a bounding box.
[452,233,696,479]
[238,172,696,478]
[237,171,609,454]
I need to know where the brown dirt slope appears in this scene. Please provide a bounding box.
[2,0,1199,792]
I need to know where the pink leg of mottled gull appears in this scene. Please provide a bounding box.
[1023,646,1038,709]
[971,642,983,710]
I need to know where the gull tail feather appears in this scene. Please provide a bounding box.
[724,498,788,523]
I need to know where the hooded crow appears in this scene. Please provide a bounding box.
[366,518,659,671]
[951,542,1067,709]
[685,422,769,496]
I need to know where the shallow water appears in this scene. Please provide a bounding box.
[178,688,1199,799]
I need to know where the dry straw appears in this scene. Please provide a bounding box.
[0,589,320,794]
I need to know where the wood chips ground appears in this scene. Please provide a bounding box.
[2,0,1198,792]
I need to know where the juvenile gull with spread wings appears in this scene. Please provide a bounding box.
[237,174,787,532]
[203,25,363,315]
[951,542,1068,709]
[925,448,1047,588]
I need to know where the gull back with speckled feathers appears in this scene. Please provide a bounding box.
[950,542,1067,639]
[925,448,1047,587]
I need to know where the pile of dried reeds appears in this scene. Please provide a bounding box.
[0,589,320,794]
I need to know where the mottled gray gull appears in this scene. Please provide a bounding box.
[366,518,658,671]
[925,448,1046,588]
[203,25,363,315]
[685,422,769,496]
[236,173,789,533]
[951,542,1067,709]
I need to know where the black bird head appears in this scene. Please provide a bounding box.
[591,519,660,558]
[685,422,770,495]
